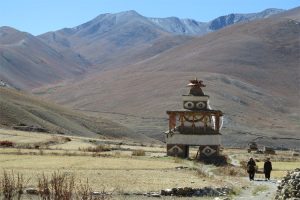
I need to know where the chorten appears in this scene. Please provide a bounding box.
[165,78,223,160]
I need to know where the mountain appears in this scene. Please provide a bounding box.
[38,10,194,69]
[149,8,284,35]
[208,8,284,30]
[0,87,152,141]
[34,7,300,148]
[38,9,283,70]
[0,9,284,90]
[0,27,90,89]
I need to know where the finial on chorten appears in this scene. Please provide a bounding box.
[187,78,206,96]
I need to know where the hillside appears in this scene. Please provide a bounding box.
[38,11,193,70]
[38,9,282,71]
[0,87,152,142]
[0,9,285,90]
[149,8,283,35]
[128,8,300,104]
[0,27,90,90]
[34,7,300,148]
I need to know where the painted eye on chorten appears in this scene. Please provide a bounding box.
[184,101,194,109]
[196,102,205,109]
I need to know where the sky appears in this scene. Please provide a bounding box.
[0,0,299,35]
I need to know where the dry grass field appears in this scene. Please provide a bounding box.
[0,129,233,193]
[0,128,299,199]
[224,148,300,178]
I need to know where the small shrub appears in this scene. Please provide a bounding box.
[0,171,24,200]
[38,173,50,199]
[76,179,92,200]
[114,151,121,157]
[81,145,111,153]
[51,171,75,200]
[39,150,44,155]
[132,149,145,156]
[0,140,15,147]
[63,137,72,142]
[240,160,248,170]
[173,157,184,163]
[195,165,209,178]
[214,166,246,176]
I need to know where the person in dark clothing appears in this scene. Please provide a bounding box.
[247,157,256,181]
[264,158,272,180]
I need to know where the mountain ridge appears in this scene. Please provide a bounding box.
[33,7,300,147]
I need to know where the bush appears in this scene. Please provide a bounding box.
[80,145,111,153]
[132,149,145,156]
[38,171,75,200]
[0,140,15,147]
[214,166,247,176]
[0,171,24,200]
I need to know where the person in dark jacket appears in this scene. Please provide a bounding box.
[264,158,272,180]
[247,157,256,181]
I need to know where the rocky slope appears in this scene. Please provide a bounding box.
[149,8,284,35]
[0,27,90,89]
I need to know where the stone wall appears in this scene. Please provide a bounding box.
[275,168,300,200]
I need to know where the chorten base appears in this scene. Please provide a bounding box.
[167,144,189,158]
[196,145,227,165]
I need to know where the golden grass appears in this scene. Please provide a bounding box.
[0,129,53,144]
[0,131,297,195]
[256,161,300,178]
[0,154,228,193]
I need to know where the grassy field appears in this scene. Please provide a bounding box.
[0,129,231,193]
[0,129,299,199]
[224,148,300,179]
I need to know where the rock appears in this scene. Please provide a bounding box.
[149,192,161,197]
[161,189,172,196]
[91,191,108,196]
[160,186,232,197]
[26,188,39,195]
[275,169,300,200]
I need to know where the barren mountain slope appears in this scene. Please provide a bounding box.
[127,7,300,104]
[38,9,284,71]
[0,87,152,141]
[0,27,90,90]
[34,8,300,148]
[39,11,194,70]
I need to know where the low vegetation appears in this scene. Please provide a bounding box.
[1,129,299,199]
[0,140,15,148]
[0,171,111,200]
[252,185,269,196]
[131,149,145,156]
[79,145,111,153]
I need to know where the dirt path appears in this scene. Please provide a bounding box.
[235,178,277,200]
[229,155,278,200]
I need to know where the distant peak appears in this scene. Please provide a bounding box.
[115,10,142,17]
[120,10,139,14]
[262,8,285,12]
[0,26,19,32]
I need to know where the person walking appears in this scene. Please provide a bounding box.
[264,157,272,180]
[247,157,256,181]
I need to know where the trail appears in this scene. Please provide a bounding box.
[234,178,277,200]
[229,155,278,200]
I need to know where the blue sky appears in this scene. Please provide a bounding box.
[0,0,299,35]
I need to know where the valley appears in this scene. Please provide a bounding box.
[0,5,299,199]
[0,129,299,199]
